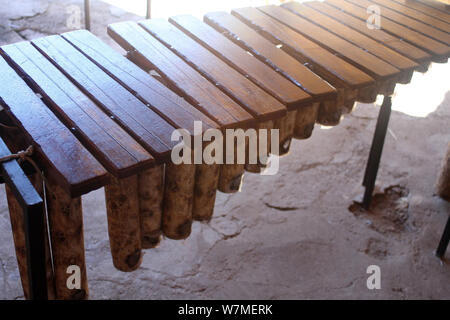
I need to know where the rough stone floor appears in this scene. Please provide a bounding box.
[0,0,449,300]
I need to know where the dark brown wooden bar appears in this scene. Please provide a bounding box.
[344,0,450,45]
[282,1,418,83]
[169,15,314,110]
[31,36,181,162]
[107,21,263,126]
[325,0,450,61]
[0,52,108,198]
[137,19,287,121]
[259,5,401,83]
[204,11,336,102]
[2,41,155,178]
[303,1,431,66]
[368,0,450,32]
[231,7,375,113]
[391,0,450,23]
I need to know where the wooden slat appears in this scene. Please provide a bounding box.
[282,2,418,73]
[369,0,450,32]
[137,19,286,120]
[326,0,450,59]
[392,0,450,23]
[0,53,108,197]
[231,7,374,89]
[344,0,450,45]
[169,15,313,110]
[31,35,178,162]
[2,41,154,179]
[259,5,400,81]
[62,31,233,131]
[304,1,431,64]
[204,11,337,102]
[107,22,256,127]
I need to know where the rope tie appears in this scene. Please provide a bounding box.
[0,145,47,184]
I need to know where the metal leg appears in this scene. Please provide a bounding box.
[146,0,152,19]
[362,95,392,209]
[436,215,450,259]
[84,0,91,31]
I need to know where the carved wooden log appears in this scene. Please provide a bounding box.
[378,80,397,96]
[193,163,220,221]
[46,180,87,300]
[218,163,245,193]
[342,88,359,114]
[437,143,450,201]
[317,99,343,126]
[357,84,379,104]
[5,174,55,300]
[245,120,274,173]
[162,163,196,239]
[138,166,164,249]
[274,112,297,156]
[294,103,319,139]
[105,175,142,272]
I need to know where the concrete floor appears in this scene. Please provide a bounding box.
[0,0,449,300]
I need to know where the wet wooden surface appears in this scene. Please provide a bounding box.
[326,0,450,60]
[203,11,337,103]
[169,15,313,110]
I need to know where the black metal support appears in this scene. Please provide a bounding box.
[146,0,152,19]
[362,95,392,209]
[85,0,91,31]
[436,215,450,259]
[0,138,48,300]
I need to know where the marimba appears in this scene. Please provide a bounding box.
[0,0,448,300]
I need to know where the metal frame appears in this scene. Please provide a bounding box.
[84,0,152,31]
[436,215,450,259]
[361,95,392,210]
[0,138,48,300]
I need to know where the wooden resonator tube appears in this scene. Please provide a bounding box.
[45,180,88,300]
[104,175,143,272]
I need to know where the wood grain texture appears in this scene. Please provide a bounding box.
[282,2,418,73]
[162,163,195,239]
[326,0,450,59]
[32,35,177,161]
[274,111,297,155]
[259,5,400,81]
[62,31,220,132]
[294,103,319,139]
[169,15,313,110]
[218,163,245,193]
[391,0,450,23]
[204,11,337,103]
[105,175,143,271]
[0,51,108,197]
[368,0,450,33]
[3,40,154,179]
[107,21,255,129]
[45,181,87,300]
[138,19,287,122]
[138,165,164,248]
[231,7,374,89]
[193,163,220,221]
[343,0,450,45]
[304,1,431,64]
